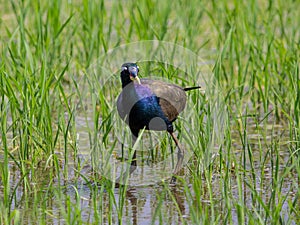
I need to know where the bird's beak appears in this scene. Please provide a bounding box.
[130,76,141,84]
[129,67,141,84]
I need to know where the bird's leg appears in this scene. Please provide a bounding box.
[129,131,138,173]
[116,130,139,186]
[168,125,184,183]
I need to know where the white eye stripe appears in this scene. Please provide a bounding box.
[121,66,128,71]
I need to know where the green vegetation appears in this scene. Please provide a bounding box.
[0,0,299,224]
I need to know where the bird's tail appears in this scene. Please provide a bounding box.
[183,86,201,91]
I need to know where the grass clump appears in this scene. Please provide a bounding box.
[0,0,299,224]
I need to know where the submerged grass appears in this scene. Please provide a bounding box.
[0,0,299,224]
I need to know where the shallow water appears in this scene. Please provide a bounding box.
[1,114,298,225]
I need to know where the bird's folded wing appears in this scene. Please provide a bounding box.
[141,79,187,121]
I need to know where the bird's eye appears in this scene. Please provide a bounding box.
[121,66,128,71]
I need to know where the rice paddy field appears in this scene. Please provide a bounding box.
[0,0,299,224]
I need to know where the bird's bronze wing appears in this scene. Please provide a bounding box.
[141,79,187,122]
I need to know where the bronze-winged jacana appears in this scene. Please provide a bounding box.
[117,62,200,183]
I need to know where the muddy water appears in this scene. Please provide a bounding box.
[1,115,298,224]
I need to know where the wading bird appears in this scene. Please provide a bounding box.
[117,62,200,183]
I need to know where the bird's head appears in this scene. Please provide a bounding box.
[120,62,141,87]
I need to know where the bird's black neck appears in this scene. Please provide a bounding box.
[121,71,133,88]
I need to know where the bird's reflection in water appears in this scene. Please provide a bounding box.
[125,188,139,225]
[121,184,187,225]
[170,186,186,225]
